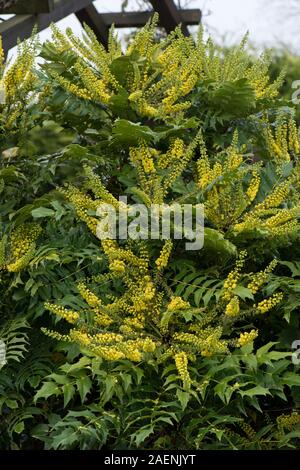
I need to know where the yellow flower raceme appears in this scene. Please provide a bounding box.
[247,259,278,294]
[174,351,191,388]
[45,303,80,324]
[167,296,190,311]
[109,260,126,274]
[155,240,173,270]
[78,282,101,308]
[6,224,42,273]
[246,171,260,202]
[255,292,283,314]
[225,296,240,317]
[237,329,258,347]
[277,413,300,430]
[223,251,247,301]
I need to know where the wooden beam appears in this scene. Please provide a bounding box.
[0,0,94,53]
[0,0,54,14]
[76,4,108,48]
[100,9,201,29]
[0,0,201,54]
[148,0,190,36]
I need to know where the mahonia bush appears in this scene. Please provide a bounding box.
[2,18,300,450]
[42,16,284,123]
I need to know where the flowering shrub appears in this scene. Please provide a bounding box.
[1,19,300,449]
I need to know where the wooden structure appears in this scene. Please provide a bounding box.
[0,0,201,53]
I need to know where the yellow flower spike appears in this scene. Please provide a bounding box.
[128,90,143,102]
[45,302,80,324]
[69,330,91,347]
[225,296,240,317]
[158,138,185,170]
[109,260,126,275]
[167,296,190,312]
[174,351,191,388]
[6,224,42,273]
[277,413,300,430]
[256,292,283,314]
[155,240,173,271]
[78,282,102,308]
[237,329,258,347]
[246,171,260,203]
[223,251,247,301]
[144,281,156,301]
[247,259,278,294]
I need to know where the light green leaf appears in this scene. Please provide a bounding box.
[31,207,55,218]
[63,383,75,408]
[76,375,92,403]
[176,389,190,410]
[34,382,61,402]
[239,385,271,398]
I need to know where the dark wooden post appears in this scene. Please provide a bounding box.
[148,0,190,36]
[76,4,109,48]
[0,0,201,54]
[0,0,54,13]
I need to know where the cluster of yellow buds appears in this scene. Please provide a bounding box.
[271,219,299,237]
[256,181,289,211]
[246,171,261,203]
[137,102,159,119]
[277,412,300,430]
[158,138,185,170]
[237,329,258,347]
[224,130,242,170]
[141,338,156,353]
[264,117,300,162]
[61,185,98,234]
[247,259,278,294]
[9,224,41,259]
[128,90,143,102]
[225,296,240,317]
[197,154,211,189]
[54,73,92,101]
[239,422,257,440]
[173,328,228,357]
[265,208,299,230]
[174,351,191,388]
[2,36,37,111]
[92,346,125,361]
[173,332,202,349]
[74,62,111,104]
[77,282,101,308]
[226,150,243,171]
[109,260,126,275]
[201,349,213,358]
[7,247,35,273]
[223,251,247,301]
[288,118,300,154]
[144,280,156,301]
[155,240,173,270]
[94,309,113,327]
[69,329,91,347]
[123,316,144,330]
[6,224,42,273]
[246,48,285,99]
[167,296,190,312]
[93,332,123,344]
[255,292,283,314]
[130,145,156,175]
[45,302,80,324]
[41,328,70,342]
